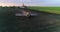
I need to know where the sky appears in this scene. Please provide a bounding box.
[0,0,60,6]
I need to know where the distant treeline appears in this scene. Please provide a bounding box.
[0,6,21,8]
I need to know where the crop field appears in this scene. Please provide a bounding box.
[29,6,60,14]
[0,7,60,32]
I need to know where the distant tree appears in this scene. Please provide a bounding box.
[0,6,2,7]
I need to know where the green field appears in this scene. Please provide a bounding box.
[29,6,60,14]
[1,6,60,14]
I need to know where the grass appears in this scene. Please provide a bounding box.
[29,6,60,14]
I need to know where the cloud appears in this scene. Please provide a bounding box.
[0,0,60,6]
[0,2,31,6]
[0,3,14,6]
[20,0,30,2]
[0,2,23,6]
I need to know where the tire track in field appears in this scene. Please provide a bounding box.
[16,9,60,32]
